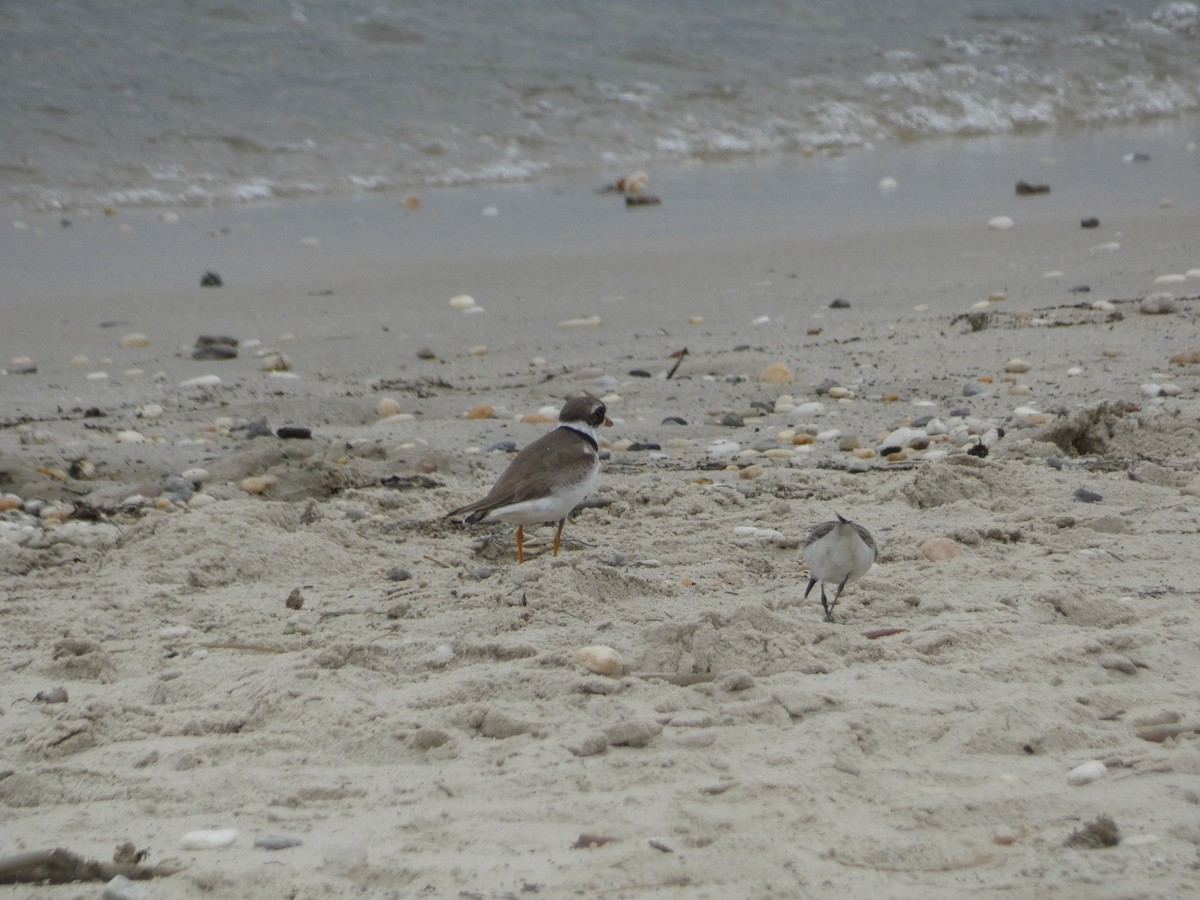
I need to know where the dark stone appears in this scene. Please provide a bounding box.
[829,298,851,309]
[626,442,661,451]
[719,412,744,427]
[625,194,661,207]
[486,440,518,453]
[1080,217,1100,229]
[628,369,652,378]
[948,407,971,417]
[276,426,312,439]
[387,568,411,582]
[963,383,982,396]
[911,415,933,427]
[661,416,688,426]
[192,343,238,360]
[1074,488,1103,503]
[966,442,989,458]
[1069,284,1091,293]
[1015,180,1050,195]
[200,270,223,287]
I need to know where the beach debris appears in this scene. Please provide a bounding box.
[0,845,179,885]
[1065,815,1120,848]
[1066,759,1106,786]
[1015,180,1050,195]
[1139,293,1176,315]
[572,834,619,849]
[666,347,688,379]
[200,270,223,287]
[598,171,648,194]
[757,362,793,384]
[863,628,907,640]
[259,350,291,371]
[987,215,1015,230]
[625,193,661,207]
[275,426,311,439]
[417,346,437,360]
[829,297,851,309]
[180,829,238,850]
[558,315,601,328]
[192,335,238,360]
[577,645,623,677]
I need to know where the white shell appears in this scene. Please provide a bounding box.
[1066,760,1106,786]
[180,828,238,850]
[577,645,623,677]
[987,215,1014,230]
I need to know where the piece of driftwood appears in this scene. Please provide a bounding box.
[0,846,181,884]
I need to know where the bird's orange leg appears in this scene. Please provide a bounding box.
[516,525,525,564]
[552,518,566,556]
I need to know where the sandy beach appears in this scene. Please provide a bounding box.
[3,127,1200,898]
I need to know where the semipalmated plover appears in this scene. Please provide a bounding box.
[449,394,607,563]
[802,513,877,622]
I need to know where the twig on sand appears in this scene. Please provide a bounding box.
[0,847,181,884]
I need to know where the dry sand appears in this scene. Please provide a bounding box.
[3,134,1200,898]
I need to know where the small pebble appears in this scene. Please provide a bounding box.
[1074,488,1102,503]
[276,426,312,439]
[1004,358,1032,373]
[558,315,602,328]
[1169,349,1200,365]
[829,298,851,309]
[181,828,238,850]
[739,464,764,480]
[240,475,277,494]
[200,271,223,287]
[828,386,852,399]
[1080,217,1100,228]
[449,294,476,310]
[1066,760,1106,786]
[465,404,495,420]
[120,333,150,348]
[468,345,487,356]
[987,215,1014,230]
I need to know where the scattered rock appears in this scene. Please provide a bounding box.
[758,363,793,384]
[200,271,223,287]
[1015,180,1049,195]
[254,835,303,850]
[829,298,851,309]
[1066,759,1107,786]
[1080,217,1100,229]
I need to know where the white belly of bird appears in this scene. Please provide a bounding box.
[806,529,874,585]
[482,464,599,527]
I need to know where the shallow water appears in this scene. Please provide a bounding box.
[2,0,1199,212]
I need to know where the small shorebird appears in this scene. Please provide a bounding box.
[802,513,877,622]
[448,394,607,564]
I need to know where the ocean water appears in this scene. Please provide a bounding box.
[2,0,1199,212]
